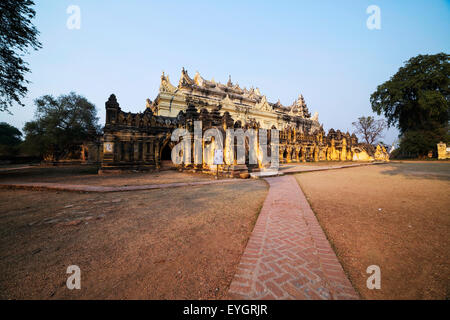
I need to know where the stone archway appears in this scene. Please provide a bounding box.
[161,143,172,161]
[159,138,175,170]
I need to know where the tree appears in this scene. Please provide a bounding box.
[0,0,41,112]
[370,53,449,156]
[23,92,100,160]
[0,122,22,156]
[0,122,22,146]
[399,128,448,158]
[352,116,386,146]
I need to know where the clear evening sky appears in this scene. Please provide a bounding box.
[1,0,449,145]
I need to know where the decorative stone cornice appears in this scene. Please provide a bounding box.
[160,72,177,93]
[254,96,272,112]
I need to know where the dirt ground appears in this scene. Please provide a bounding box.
[0,179,268,299]
[296,162,450,299]
[0,165,216,186]
[280,161,371,168]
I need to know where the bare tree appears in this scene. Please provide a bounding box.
[352,116,386,145]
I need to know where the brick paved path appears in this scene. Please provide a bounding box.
[228,175,359,300]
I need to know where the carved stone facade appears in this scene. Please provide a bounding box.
[156,69,319,133]
[99,69,389,174]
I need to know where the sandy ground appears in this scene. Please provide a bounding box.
[296,162,450,299]
[0,165,217,186]
[0,180,268,299]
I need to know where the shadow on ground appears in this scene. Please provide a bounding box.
[379,162,450,181]
[0,165,99,181]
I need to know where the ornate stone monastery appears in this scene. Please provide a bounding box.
[155,68,320,132]
[98,69,388,174]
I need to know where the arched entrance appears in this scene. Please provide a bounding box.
[160,142,174,169]
[291,149,297,162]
[282,149,288,162]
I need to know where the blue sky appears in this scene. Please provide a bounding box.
[1,0,449,144]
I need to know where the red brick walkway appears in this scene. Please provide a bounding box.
[228,175,359,300]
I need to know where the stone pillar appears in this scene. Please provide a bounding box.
[155,142,160,169]
[149,140,155,163]
[144,140,150,161]
[319,147,327,161]
[347,149,352,161]
[340,147,347,161]
[115,141,120,162]
[133,140,139,162]
[123,142,129,162]
[330,139,339,161]
[437,142,448,160]
[138,141,143,161]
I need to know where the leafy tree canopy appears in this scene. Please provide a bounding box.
[23,92,100,160]
[370,53,449,134]
[0,122,22,146]
[0,0,41,112]
[371,53,449,157]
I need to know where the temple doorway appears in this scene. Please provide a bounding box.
[160,143,174,169]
